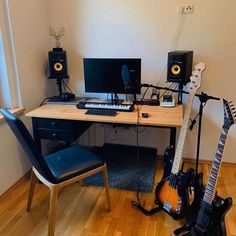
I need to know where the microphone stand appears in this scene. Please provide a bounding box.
[141,83,220,171]
[191,92,220,175]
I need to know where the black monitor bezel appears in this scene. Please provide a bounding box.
[83,58,141,95]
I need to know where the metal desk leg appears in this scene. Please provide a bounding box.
[170,127,176,150]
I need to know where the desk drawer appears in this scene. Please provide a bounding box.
[36,118,75,130]
[38,129,75,141]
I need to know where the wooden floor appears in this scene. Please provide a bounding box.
[0,160,236,236]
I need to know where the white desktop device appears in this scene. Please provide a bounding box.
[160,95,176,107]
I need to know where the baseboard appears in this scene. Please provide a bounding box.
[0,170,31,200]
[183,157,236,167]
[157,155,236,167]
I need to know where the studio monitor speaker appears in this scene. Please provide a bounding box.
[167,50,193,85]
[48,48,69,79]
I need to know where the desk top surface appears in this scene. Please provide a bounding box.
[26,104,183,127]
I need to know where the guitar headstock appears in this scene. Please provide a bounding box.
[187,63,206,94]
[223,99,236,129]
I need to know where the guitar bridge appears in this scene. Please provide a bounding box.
[163,202,172,212]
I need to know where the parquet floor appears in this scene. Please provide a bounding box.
[0,160,236,236]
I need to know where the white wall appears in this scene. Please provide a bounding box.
[8,0,52,110]
[0,116,31,195]
[0,0,50,195]
[47,0,236,162]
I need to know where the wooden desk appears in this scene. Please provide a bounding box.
[26,104,183,153]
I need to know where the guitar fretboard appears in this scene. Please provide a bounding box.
[171,95,194,174]
[203,127,229,204]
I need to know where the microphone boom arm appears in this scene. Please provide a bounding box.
[140,84,220,101]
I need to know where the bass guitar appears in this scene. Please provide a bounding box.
[183,99,235,236]
[155,63,206,219]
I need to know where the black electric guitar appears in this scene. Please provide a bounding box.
[155,63,206,219]
[183,99,235,236]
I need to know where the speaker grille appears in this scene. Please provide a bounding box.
[48,48,69,79]
[167,51,193,85]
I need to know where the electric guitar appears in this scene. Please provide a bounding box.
[185,99,235,236]
[155,63,206,219]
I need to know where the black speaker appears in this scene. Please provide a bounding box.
[48,48,69,79]
[167,50,193,85]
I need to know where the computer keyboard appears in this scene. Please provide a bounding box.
[85,109,117,116]
[76,102,134,112]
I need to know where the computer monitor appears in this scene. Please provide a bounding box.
[83,58,141,95]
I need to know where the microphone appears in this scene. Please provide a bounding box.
[121,65,130,87]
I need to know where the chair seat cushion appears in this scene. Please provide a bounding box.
[44,145,104,183]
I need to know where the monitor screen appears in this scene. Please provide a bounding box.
[83,58,141,94]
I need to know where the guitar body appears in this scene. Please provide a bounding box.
[155,168,194,219]
[189,197,232,236]
[155,143,195,219]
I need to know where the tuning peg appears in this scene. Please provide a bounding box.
[229,101,233,104]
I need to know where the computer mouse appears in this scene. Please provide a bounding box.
[142,112,149,118]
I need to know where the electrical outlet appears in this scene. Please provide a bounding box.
[183,4,194,14]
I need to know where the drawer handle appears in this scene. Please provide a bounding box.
[51,122,56,127]
[52,133,57,138]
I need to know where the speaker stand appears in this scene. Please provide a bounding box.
[56,78,63,96]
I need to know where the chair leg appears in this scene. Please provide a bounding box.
[48,185,59,236]
[27,170,38,212]
[102,164,111,211]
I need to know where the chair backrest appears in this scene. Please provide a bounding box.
[0,108,56,182]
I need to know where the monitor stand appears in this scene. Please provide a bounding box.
[107,92,123,104]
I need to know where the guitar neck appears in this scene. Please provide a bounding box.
[203,126,229,204]
[171,95,194,174]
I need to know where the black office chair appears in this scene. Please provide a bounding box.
[0,108,111,236]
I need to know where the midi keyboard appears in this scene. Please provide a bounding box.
[76,102,134,112]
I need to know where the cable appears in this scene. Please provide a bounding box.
[157,11,186,86]
[131,126,146,133]
[189,102,207,131]
[62,79,73,93]
[159,83,175,100]
[39,97,54,106]
[170,13,186,51]
[171,83,179,95]
[62,80,66,93]
[130,84,156,214]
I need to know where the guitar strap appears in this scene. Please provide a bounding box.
[131,196,162,216]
